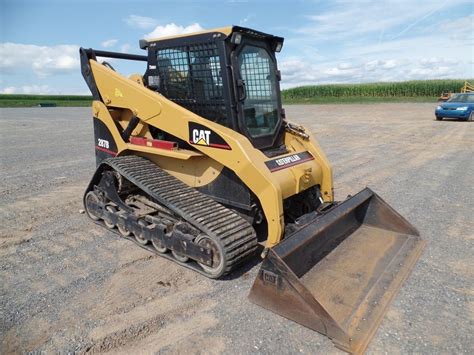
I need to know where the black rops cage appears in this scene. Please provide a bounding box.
[146,38,230,128]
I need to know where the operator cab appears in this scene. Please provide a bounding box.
[141,26,285,150]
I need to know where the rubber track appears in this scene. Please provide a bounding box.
[103,156,258,275]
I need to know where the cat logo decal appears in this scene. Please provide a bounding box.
[188,122,231,150]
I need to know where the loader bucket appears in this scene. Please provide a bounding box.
[249,188,425,354]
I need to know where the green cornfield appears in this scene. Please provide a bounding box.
[282,79,472,99]
[0,94,93,107]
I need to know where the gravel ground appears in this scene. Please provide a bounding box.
[0,104,473,354]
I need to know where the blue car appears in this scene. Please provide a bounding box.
[435,93,474,121]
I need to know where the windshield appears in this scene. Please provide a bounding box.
[447,94,474,103]
[238,45,279,138]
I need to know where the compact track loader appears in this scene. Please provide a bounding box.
[80,26,425,353]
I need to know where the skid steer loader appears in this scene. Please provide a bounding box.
[80,26,425,353]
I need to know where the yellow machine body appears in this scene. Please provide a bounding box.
[90,59,333,248]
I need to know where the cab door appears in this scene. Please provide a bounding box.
[231,38,284,149]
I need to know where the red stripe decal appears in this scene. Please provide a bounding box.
[95,146,117,156]
[208,143,231,150]
[188,141,231,150]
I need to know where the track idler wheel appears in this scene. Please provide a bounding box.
[195,235,225,278]
[84,191,100,221]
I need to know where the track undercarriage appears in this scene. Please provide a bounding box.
[84,156,258,278]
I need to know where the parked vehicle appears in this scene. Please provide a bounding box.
[438,91,452,101]
[435,93,474,121]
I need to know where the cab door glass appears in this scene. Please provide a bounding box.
[238,45,279,138]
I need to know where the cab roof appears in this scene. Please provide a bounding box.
[140,26,283,49]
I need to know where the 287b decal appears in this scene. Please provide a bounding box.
[97,138,110,149]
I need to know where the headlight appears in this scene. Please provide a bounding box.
[436,106,442,110]
[456,106,468,111]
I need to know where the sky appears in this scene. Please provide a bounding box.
[0,0,473,94]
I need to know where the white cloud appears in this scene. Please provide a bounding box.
[1,85,51,94]
[382,60,397,69]
[438,14,474,43]
[120,43,131,53]
[408,66,452,78]
[240,15,255,26]
[363,60,399,72]
[1,86,16,94]
[125,15,158,29]
[101,39,118,48]
[419,57,458,67]
[0,43,79,78]
[337,62,359,70]
[22,84,52,94]
[0,84,90,95]
[145,23,204,40]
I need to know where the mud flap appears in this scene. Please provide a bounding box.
[248,188,425,354]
